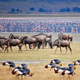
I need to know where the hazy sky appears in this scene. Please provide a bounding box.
[0,0,80,13]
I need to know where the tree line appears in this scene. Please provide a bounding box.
[7,7,80,14]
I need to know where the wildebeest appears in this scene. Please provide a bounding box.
[49,39,72,54]
[38,33,52,48]
[0,34,5,39]
[58,33,73,42]
[38,33,52,39]
[9,39,22,52]
[9,33,19,39]
[1,39,22,52]
[45,37,51,48]
[0,39,10,52]
[31,34,46,50]
[20,36,37,51]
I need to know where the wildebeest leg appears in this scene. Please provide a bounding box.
[47,42,50,49]
[4,47,7,53]
[68,46,72,54]
[33,43,35,49]
[18,46,22,52]
[1,45,6,52]
[6,46,9,53]
[31,44,33,50]
[10,46,13,52]
[32,43,35,50]
[60,47,62,54]
[2,46,4,51]
[38,42,41,49]
[54,47,58,54]
[65,47,68,54]
[25,44,27,51]
[4,47,6,53]
[37,42,39,50]
[42,41,44,49]
[0,48,2,52]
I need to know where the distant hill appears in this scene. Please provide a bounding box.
[0,0,80,14]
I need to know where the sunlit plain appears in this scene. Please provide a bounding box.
[0,33,80,80]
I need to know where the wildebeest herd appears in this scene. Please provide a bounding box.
[0,32,73,54]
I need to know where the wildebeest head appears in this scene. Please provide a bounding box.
[68,35,73,42]
[49,39,59,49]
[49,41,53,49]
[19,36,28,44]
[9,33,19,39]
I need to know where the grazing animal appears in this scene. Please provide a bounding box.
[2,61,16,70]
[58,33,73,42]
[2,39,23,52]
[50,59,62,66]
[9,33,19,39]
[0,39,11,52]
[45,63,56,71]
[38,33,52,40]
[32,35,46,50]
[20,36,37,51]
[19,36,28,42]
[45,37,51,48]
[12,68,34,80]
[0,39,8,51]
[54,67,68,74]
[49,39,72,54]
[37,33,52,48]
[73,60,80,65]
[8,39,22,52]
[61,68,75,79]
[54,64,75,78]
[68,64,76,70]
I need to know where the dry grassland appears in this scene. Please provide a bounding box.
[0,33,80,80]
[0,62,80,80]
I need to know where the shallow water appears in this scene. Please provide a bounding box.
[0,17,80,33]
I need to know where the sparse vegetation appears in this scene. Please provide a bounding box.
[1,63,80,80]
[0,33,80,80]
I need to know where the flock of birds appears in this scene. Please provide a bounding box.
[44,59,80,79]
[2,61,34,80]
[2,59,80,80]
